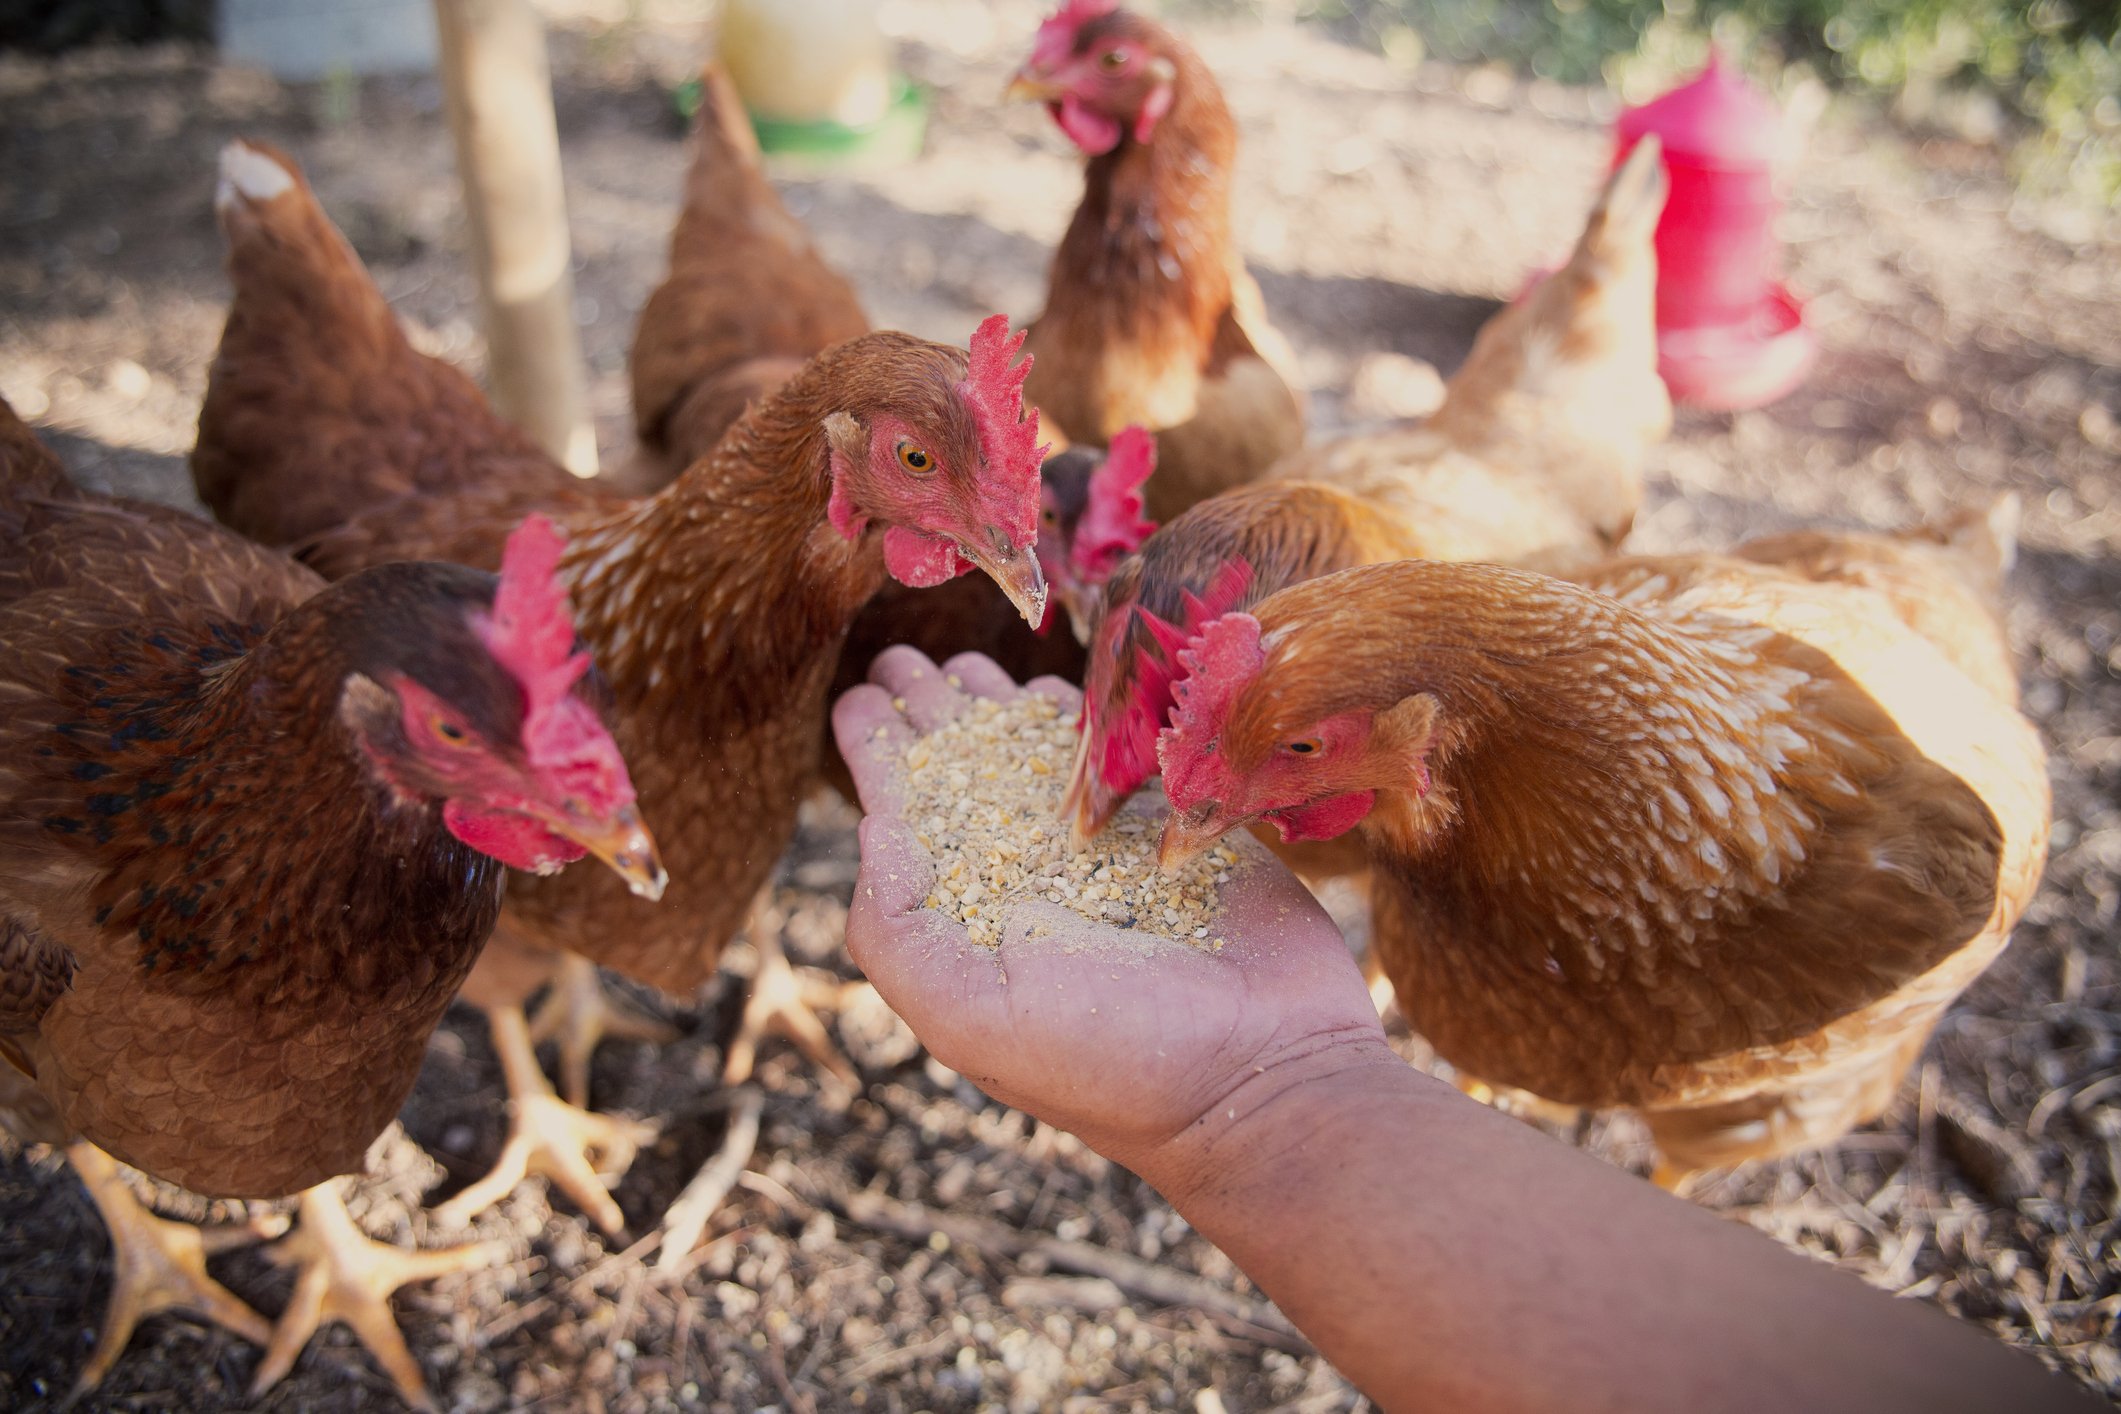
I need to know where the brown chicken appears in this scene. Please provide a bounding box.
[1008,0,1304,523]
[193,141,1050,1250]
[1066,138,1670,843]
[193,141,573,552]
[629,63,869,481]
[1,399,658,1403]
[1153,522,2050,1181]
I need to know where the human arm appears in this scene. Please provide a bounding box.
[832,650,2098,1414]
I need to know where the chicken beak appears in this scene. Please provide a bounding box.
[966,540,1049,628]
[1157,804,1232,875]
[1006,72,1065,104]
[562,803,668,901]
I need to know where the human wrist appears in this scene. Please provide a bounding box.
[1124,1030,1426,1214]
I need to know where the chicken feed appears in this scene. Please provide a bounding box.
[895,692,1235,948]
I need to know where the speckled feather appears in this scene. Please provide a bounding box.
[1732,501,2021,707]
[1020,8,1304,523]
[1217,552,2048,1171]
[1,423,509,1196]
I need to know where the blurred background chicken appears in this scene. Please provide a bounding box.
[1153,512,2048,1182]
[1008,0,1305,523]
[1,401,658,1405]
[1067,137,1671,844]
[190,141,1049,1265]
[626,64,869,487]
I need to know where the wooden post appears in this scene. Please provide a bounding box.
[432,0,598,476]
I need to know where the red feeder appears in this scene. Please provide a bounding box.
[1617,55,1816,411]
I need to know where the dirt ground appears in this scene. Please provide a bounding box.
[2,0,2118,1409]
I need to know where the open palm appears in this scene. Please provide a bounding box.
[833,648,1383,1172]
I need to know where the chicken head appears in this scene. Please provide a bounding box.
[1040,425,1158,641]
[1154,610,1438,870]
[337,516,666,897]
[1008,2,1179,154]
[823,315,1049,626]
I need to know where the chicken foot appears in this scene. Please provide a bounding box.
[720,891,867,1090]
[652,1085,764,1277]
[432,1003,651,1237]
[525,952,680,1110]
[250,1181,499,1411]
[65,1140,277,1395]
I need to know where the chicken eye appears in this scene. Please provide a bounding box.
[896,441,935,474]
[1041,507,1059,526]
[1100,48,1129,70]
[1285,739,1320,756]
[433,716,470,745]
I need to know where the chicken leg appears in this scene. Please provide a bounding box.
[432,1003,651,1237]
[250,1181,498,1411]
[65,1140,275,1395]
[525,952,680,1110]
[719,890,864,1090]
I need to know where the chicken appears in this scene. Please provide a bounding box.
[1151,529,2050,1181]
[1007,0,1304,523]
[629,62,869,481]
[193,141,579,553]
[1,398,659,1403]
[193,141,1050,1250]
[1065,138,1670,844]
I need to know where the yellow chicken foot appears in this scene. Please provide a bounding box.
[720,897,865,1090]
[653,1086,764,1278]
[65,1140,276,1395]
[525,952,680,1110]
[249,1181,498,1411]
[432,1003,651,1237]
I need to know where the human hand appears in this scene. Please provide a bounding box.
[831,648,1394,1187]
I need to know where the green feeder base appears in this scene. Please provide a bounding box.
[672,73,927,166]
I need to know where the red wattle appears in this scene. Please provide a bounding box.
[443,800,587,875]
[1268,791,1376,843]
[882,527,973,588]
[1054,96,1122,155]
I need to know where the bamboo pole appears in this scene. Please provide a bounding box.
[432,0,598,476]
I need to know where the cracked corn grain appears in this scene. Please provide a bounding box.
[902,694,1235,949]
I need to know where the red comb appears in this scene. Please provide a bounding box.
[1030,0,1118,69]
[488,516,588,711]
[1157,610,1268,808]
[959,314,1048,550]
[1069,426,1158,587]
[480,516,637,811]
[1089,557,1253,798]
